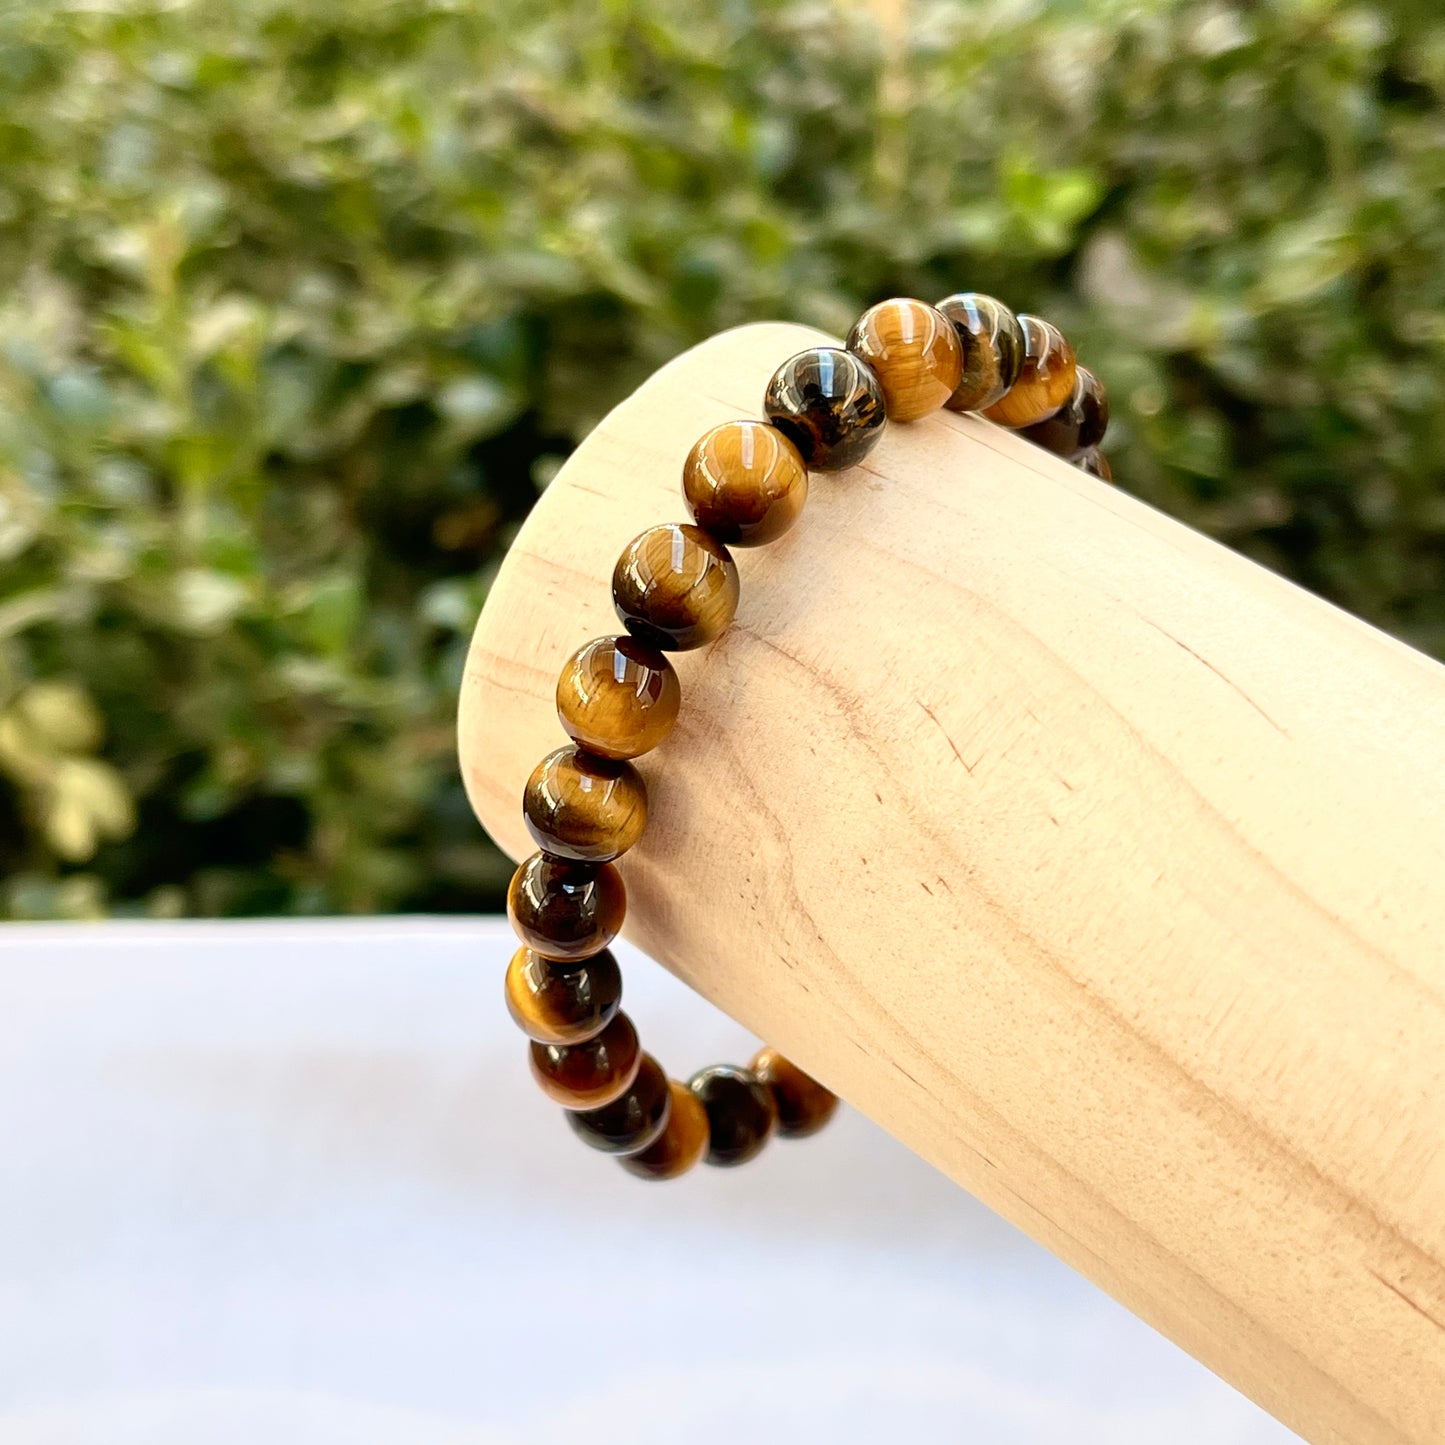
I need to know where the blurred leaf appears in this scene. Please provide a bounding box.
[44,756,135,863]
[18,680,104,754]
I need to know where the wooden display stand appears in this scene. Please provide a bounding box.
[459,322,1445,1445]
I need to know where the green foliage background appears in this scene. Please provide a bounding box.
[0,0,1442,917]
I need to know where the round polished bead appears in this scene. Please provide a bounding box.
[523,744,648,863]
[689,1063,777,1168]
[529,1010,641,1110]
[935,292,1025,412]
[507,852,625,962]
[982,315,1077,428]
[568,1051,671,1155]
[1076,448,1113,481]
[1021,365,1109,459]
[612,523,739,652]
[504,945,622,1046]
[682,420,808,547]
[763,347,886,471]
[846,298,963,422]
[749,1047,839,1139]
[620,1078,711,1181]
[556,635,681,761]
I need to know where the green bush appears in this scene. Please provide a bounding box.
[0,0,1442,917]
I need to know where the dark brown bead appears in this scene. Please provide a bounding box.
[507,852,625,963]
[612,523,739,652]
[504,945,622,1045]
[763,347,886,471]
[846,298,963,422]
[1076,448,1113,481]
[982,315,1077,428]
[556,635,681,761]
[1021,365,1109,459]
[935,293,1024,412]
[689,1064,777,1168]
[750,1047,839,1138]
[523,744,647,863]
[568,1051,671,1155]
[682,420,808,547]
[529,1010,641,1110]
[620,1079,710,1180]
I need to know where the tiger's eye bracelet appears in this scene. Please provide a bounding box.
[505,292,1111,1180]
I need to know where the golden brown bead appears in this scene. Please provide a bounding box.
[763,347,886,471]
[846,298,963,422]
[682,420,808,547]
[620,1078,711,1180]
[1076,448,1113,481]
[935,292,1025,412]
[750,1047,839,1138]
[568,1051,671,1155]
[689,1064,777,1167]
[612,523,739,652]
[1021,365,1109,459]
[556,635,681,761]
[529,1010,641,1110]
[506,852,625,963]
[523,744,647,864]
[504,945,622,1045]
[982,315,1077,428]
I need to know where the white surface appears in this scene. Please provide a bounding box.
[0,917,1302,1444]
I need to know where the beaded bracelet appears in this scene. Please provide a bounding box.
[505,292,1110,1180]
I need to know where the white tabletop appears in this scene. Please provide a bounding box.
[0,918,1300,1444]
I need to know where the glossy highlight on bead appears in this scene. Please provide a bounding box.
[530,1010,642,1110]
[763,346,886,471]
[982,315,1077,428]
[507,852,626,962]
[846,298,963,422]
[556,635,681,761]
[936,292,1024,412]
[523,744,647,863]
[683,420,808,547]
[613,522,740,652]
[505,945,622,1046]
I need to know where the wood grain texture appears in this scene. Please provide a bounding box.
[459,321,1445,1445]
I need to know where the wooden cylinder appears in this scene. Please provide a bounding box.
[459,322,1445,1445]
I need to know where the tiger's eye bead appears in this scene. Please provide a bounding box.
[682,420,808,547]
[1021,365,1109,459]
[612,523,739,652]
[529,1010,641,1110]
[763,347,886,471]
[982,316,1077,428]
[750,1047,839,1139]
[1076,448,1113,481]
[846,299,963,422]
[568,1051,671,1155]
[523,745,647,863]
[620,1079,711,1181]
[935,293,1024,412]
[556,636,681,761]
[689,1064,777,1168]
[507,852,625,962]
[505,945,622,1045]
